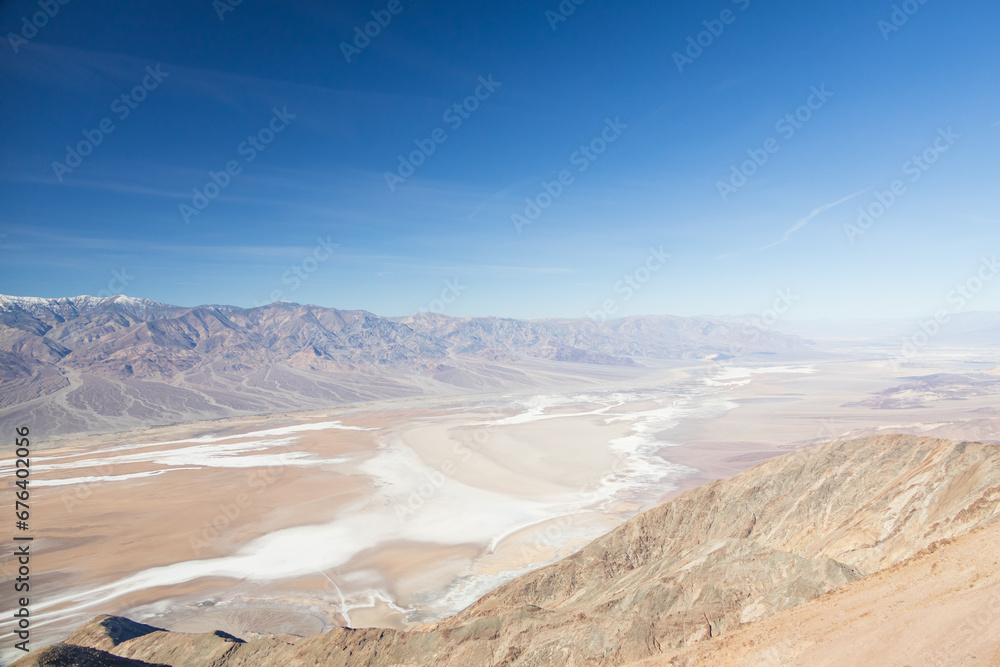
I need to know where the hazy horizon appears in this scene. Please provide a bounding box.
[5,291,1000,329]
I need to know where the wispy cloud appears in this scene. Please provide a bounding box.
[466,177,540,222]
[341,254,576,276]
[715,190,869,260]
[1,225,336,259]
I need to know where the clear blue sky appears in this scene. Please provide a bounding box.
[1,0,998,319]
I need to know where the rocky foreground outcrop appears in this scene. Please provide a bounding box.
[15,434,1000,666]
[660,520,1000,665]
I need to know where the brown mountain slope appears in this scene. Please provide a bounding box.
[13,434,1000,666]
[650,520,1000,666]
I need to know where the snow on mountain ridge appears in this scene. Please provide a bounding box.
[0,294,166,311]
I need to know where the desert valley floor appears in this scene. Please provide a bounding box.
[2,346,998,664]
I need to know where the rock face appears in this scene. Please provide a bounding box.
[8,644,168,667]
[14,434,1000,666]
[662,520,1000,666]
[0,295,805,440]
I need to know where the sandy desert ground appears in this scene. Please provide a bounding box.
[1,345,997,662]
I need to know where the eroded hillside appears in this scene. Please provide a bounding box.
[14,434,1000,666]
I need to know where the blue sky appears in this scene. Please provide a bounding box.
[1,0,998,319]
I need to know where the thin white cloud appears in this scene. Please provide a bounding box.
[346,255,576,276]
[466,177,540,222]
[2,225,337,259]
[716,189,869,260]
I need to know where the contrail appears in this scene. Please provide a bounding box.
[716,189,870,260]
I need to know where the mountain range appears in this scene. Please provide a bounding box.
[0,295,805,440]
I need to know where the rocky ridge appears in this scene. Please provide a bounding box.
[13,434,1000,666]
[0,295,805,440]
